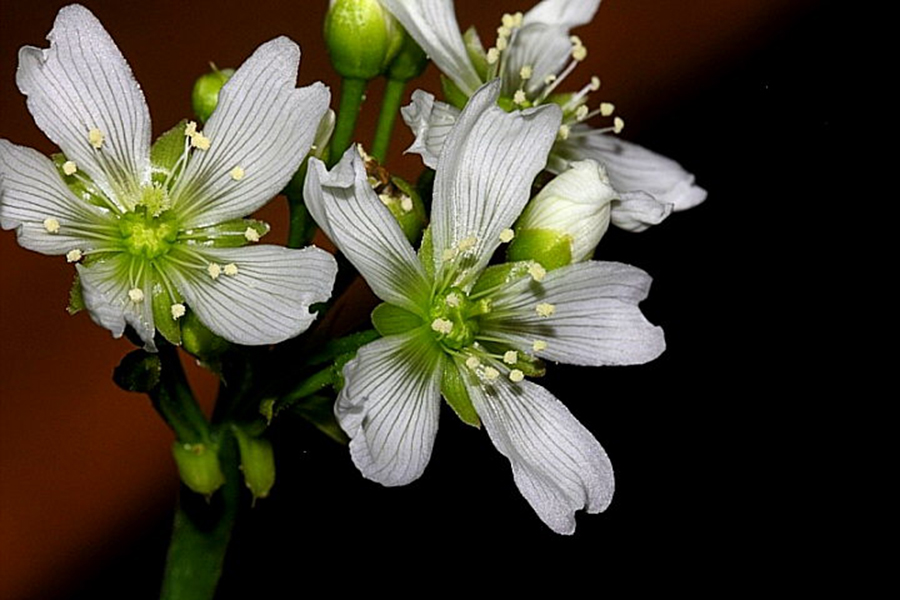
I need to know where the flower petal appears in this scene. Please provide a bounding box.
[16,5,150,205]
[431,80,560,278]
[400,90,460,170]
[552,127,708,212]
[467,375,614,534]
[165,245,336,345]
[305,151,432,315]
[524,0,603,29]
[77,254,156,350]
[503,23,572,97]
[381,0,483,96]
[0,139,117,255]
[611,191,673,233]
[336,330,444,486]
[173,37,330,228]
[481,261,665,366]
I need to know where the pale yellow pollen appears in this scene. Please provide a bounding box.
[575,105,589,121]
[128,288,145,303]
[171,303,186,320]
[65,249,82,263]
[223,263,239,276]
[445,292,461,308]
[88,128,105,149]
[244,227,260,242]
[513,90,527,105]
[600,102,615,117]
[512,12,523,26]
[43,218,60,234]
[499,228,515,243]
[528,263,547,282]
[457,236,478,252]
[544,74,557,85]
[442,248,458,262]
[465,356,481,370]
[62,161,77,176]
[570,36,587,61]
[509,369,525,383]
[496,37,508,51]
[532,339,548,352]
[558,125,571,140]
[536,302,556,317]
[230,166,245,181]
[487,48,500,64]
[497,25,511,39]
[501,13,516,28]
[590,76,601,91]
[519,65,533,80]
[185,121,198,137]
[503,350,518,365]
[613,117,625,134]
[399,195,413,213]
[191,132,211,150]
[378,193,394,207]
[483,367,500,381]
[431,318,454,335]
[207,263,222,280]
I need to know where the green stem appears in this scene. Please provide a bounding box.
[370,78,407,163]
[159,431,240,600]
[329,77,367,166]
[152,344,211,443]
[277,365,336,412]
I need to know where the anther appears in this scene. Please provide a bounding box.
[230,166,245,181]
[532,339,548,352]
[497,25,511,38]
[223,263,239,276]
[62,161,77,176]
[558,125,570,140]
[519,65,533,80]
[43,218,60,234]
[191,133,211,150]
[207,263,222,280]
[600,102,615,117]
[244,227,260,242]
[544,74,557,85]
[501,13,516,28]
[613,117,625,133]
[128,288,145,303]
[487,48,500,64]
[590,76,601,91]
[185,122,198,137]
[431,318,454,335]
[378,193,394,206]
[575,105,589,121]
[171,303,186,320]
[499,228,515,243]
[509,369,525,383]
[65,249,82,263]
[442,248,458,262]
[445,292,461,308]
[513,90,527,105]
[536,302,556,317]
[457,236,477,252]
[503,350,518,365]
[88,128,105,149]
[483,367,500,381]
[528,263,546,282]
[465,356,481,370]
[400,195,413,213]
[496,37,508,51]
[570,36,587,61]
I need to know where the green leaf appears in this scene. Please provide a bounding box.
[150,120,188,185]
[440,360,480,427]
[371,302,422,336]
[291,395,349,444]
[67,273,85,315]
[113,349,162,393]
[307,329,380,366]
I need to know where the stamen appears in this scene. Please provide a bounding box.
[544,74,557,85]
[128,288,145,303]
[457,236,477,252]
[501,13,516,28]
[558,125,571,140]
[497,25,512,38]
[88,128,105,149]
[509,369,525,383]
[378,193,394,206]
[465,356,481,370]
[207,263,222,280]
[223,263,239,276]
[483,367,500,381]
[185,121,198,137]
[532,339,548,352]
[570,36,587,61]
[575,105,589,121]
[230,166,245,181]
[190,132,211,150]
[535,302,556,317]
[600,102,615,117]
[445,292,461,308]
[503,350,518,365]
[62,161,77,176]
[244,227,260,242]
[431,318,454,335]
[487,48,500,64]
[499,228,515,243]
[65,249,82,263]
[590,76,601,91]
[496,36,508,52]
[43,218,60,234]
[519,65,533,80]
[399,195,413,213]
[513,90,527,106]
[442,248,458,262]
[528,263,546,282]
[171,303,186,320]
[613,117,625,133]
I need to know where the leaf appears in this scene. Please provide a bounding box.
[291,394,349,444]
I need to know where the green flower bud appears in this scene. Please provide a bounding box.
[172,441,226,497]
[325,0,403,80]
[181,309,230,359]
[386,29,428,82]
[191,65,234,123]
[233,428,276,502]
[508,160,617,268]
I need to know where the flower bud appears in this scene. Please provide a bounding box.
[233,428,276,502]
[385,30,428,82]
[324,0,403,80]
[180,310,230,359]
[172,441,225,497]
[191,65,234,123]
[507,160,617,268]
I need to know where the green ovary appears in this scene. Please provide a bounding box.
[119,207,179,259]
[429,287,482,351]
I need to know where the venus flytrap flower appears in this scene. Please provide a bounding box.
[0,5,337,351]
[304,80,665,534]
[386,0,707,229]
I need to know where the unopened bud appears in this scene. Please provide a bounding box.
[181,310,230,359]
[172,441,225,496]
[325,0,403,79]
[191,65,234,123]
[386,29,428,82]
[233,428,276,502]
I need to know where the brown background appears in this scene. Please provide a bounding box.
[1,1,825,597]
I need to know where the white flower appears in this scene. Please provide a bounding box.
[305,80,665,534]
[0,5,337,350]
[385,0,707,229]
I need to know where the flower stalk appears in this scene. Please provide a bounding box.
[371,78,407,162]
[329,77,368,166]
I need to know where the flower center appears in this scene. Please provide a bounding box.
[429,287,483,351]
[119,189,178,259]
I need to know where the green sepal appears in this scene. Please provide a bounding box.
[113,349,162,393]
[371,302,423,336]
[151,278,184,346]
[290,395,349,444]
[471,260,538,296]
[386,30,428,81]
[150,120,189,185]
[506,228,573,271]
[440,361,480,427]
[307,329,380,366]
[232,427,276,501]
[51,153,105,208]
[181,310,230,359]
[179,219,270,248]
[463,26,489,80]
[388,176,427,245]
[440,75,470,110]
[192,66,234,123]
[507,351,546,378]
[172,441,226,497]
[67,274,85,315]
[418,226,435,280]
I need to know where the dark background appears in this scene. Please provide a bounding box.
[1,0,837,596]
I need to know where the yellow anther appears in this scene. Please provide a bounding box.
[442,248,458,262]
[575,105,589,121]
[536,302,556,317]
[570,36,587,61]
[65,249,82,263]
[88,128,105,149]
[532,339,548,352]
[544,74,557,85]
[207,263,222,280]
[378,193,394,206]
[558,125,571,140]
[600,102,615,117]
[497,25,512,39]
[499,228,515,243]
[457,236,477,252]
[528,263,547,282]
[62,161,77,176]
[496,37,508,51]
[244,227,260,242]
[519,65,533,80]
[570,35,583,46]
[223,263,239,276]
[400,195,413,213]
[503,350,518,365]
[487,48,500,64]
[230,166,245,181]
[509,369,525,383]
[171,303,186,320]
[43,218,60,234]
[512,12,523,26]
[191,133,211,150]
[590,76,601,91]
[465,356,481,370]
[128,288,145,303]
[185,121,198,137]
[483,367,500,381]
[513,90,527,105]
[445,292,461,308]
[501,13,516,28]
[613,117,625,134]
[431,318,454,335]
